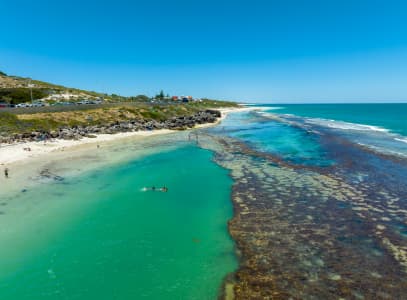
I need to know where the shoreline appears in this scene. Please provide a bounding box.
[0,129,174,166]
[0,106,262,167]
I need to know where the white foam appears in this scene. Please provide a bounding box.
[394,137,407,144]
[257,111,287,117]
[253,108,284,114]
[304,118,390,133]
[357,142,407,158]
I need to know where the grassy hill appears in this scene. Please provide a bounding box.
[0,71,127,104]
[0,71,238,106]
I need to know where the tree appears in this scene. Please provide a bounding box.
[156,90,165,99]
[0,88,48,104]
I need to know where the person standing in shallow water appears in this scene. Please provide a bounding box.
[4,168,9,178]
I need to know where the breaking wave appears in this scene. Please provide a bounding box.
[394,137,407,144]
[303,118,390,133]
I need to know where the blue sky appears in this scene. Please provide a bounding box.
[1,0,406,103]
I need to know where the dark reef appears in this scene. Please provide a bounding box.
[197,125,407,299]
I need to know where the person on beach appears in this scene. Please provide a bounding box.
[4,168,9,178]
[160,187,168,192]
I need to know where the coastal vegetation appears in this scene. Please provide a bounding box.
[0,100,237,141]
[0,88,49,104]
[0,72,237,107]
[0,71,238,140]
[0,112,60,135]
[0,71,132,103]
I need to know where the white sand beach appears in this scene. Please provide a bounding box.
[0,129,174,166]
[0,106,263,167]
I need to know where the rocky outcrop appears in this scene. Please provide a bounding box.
[0,110,221,144]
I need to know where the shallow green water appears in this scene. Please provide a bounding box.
[0,145,236,299]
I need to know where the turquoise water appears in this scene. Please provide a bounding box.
[0,145,236,299]
[211,112,332,166]
[263,103,407,136]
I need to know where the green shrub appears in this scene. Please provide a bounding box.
[0,112,61,134]
[0,88,49,104]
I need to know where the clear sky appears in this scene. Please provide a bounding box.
[1,0,406,103]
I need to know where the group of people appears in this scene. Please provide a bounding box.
[144,186,168,192]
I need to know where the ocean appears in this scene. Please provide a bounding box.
[263,103,407,136]
[0,103,406,299]
[241,103,407,159]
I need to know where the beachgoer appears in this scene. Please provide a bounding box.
[151,186,156,191]
[4,168,9,178]
[160,187,168,192]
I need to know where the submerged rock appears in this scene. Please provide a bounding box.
[197,131,407,300]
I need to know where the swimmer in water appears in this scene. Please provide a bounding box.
[143,186,156,191]
[143,186,167,192]
[4,168,9,178]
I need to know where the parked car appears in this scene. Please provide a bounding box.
[16,103,29,108]
[78,100,95,105]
